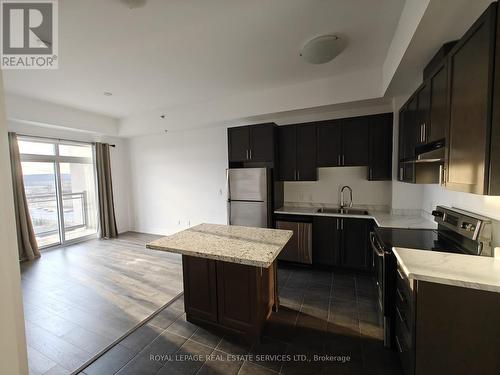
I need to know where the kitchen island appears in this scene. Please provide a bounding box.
[146,223,293,340]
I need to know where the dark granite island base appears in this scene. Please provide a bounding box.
[146,223,292,341]
[182,255,277,340]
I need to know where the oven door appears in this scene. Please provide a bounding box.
[370,231,384,313]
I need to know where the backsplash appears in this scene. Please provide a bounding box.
[284,166,392,207]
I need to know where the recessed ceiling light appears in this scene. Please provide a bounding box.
[160,114,166,119]
[103,92,113,96]
[300,35,344,64]
[120,0,147,9]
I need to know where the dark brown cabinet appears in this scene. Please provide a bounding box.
[312,217,340,266]
[369,113,393,180]
[317,120,342,167]
[340,218,370,270]
[276,219,312,264]
[445,3,497,195]
[394,263,500,375]
[278,124,317,181]
[316,116,369,167]
[428,62,448,143]
[183,255,276,339]
[228,123,276,163]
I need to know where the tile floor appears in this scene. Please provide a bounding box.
[80,266,402,375]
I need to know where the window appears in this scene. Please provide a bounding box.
[19,137,99,248]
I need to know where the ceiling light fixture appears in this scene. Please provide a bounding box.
[300,35,344,64]
[103,92,113,96]
[120,0,147,9]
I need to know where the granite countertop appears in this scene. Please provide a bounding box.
[146,223,293,268]
[393,247,500,293]
[274,206,437,229]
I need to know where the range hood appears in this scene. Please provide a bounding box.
[404,139,445,164]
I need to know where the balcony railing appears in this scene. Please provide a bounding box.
[26,191,88,240]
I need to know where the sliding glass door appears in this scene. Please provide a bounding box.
[19,137,99,248]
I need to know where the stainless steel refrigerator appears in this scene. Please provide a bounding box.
[227,168,272,228]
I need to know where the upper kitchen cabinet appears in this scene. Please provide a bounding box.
[342,117,370,166]
[427,62,448,143]
[278,123,317,181]
[227,123,276,164]
[369,113,393,180]
[445,2,499,194]
[317,114,387,168]
[317,120,342,167]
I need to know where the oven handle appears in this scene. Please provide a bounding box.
[370,232,385,258]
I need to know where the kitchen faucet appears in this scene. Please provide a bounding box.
[340,186,353,209]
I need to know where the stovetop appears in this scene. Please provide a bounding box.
[374,227,466,254]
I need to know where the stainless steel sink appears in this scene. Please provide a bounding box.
[316,207,369,215]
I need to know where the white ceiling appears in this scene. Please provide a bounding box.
[3,0,404,119]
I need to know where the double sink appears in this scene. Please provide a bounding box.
[316,207,370,215]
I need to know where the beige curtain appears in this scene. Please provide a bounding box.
[96,142,118,238]
[8,133,40,261]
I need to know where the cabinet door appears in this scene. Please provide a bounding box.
[317,120,342,167]
[296,124,317,181]
[278,125,297,181]
[428,63,448,142]
[446,7,494,195]
[228,126,250,162]
[340,218,370,270]
[216,261,258,334]
[276,221,299,262]
[313,217,340,266]
[402,96,419,160]
[250,124,275,162]
[342,117,369,166]
[417,83,431,145]
[369,113,393,180]
[182,256,218,323]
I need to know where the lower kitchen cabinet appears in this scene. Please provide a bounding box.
[276,219,312,264]
[311,216,371,270]
[340,218,371,270]
[312,217,340,266]
[182,255,276,339]
[394,264,500,375]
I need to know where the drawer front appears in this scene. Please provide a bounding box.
[395,318,414,375]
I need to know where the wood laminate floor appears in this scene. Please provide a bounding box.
[21,232,183,375]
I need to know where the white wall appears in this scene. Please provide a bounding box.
[284,167,391,208]
[0,82,29,374]
[128,126,228,235]
[6,116,133,234]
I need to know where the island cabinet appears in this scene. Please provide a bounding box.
[312,216,371,270]
[277,124,317,181]
[227,123,276,164]
[394,266,500,375]
[182,255,276,340]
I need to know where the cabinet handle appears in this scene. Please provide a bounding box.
[249,149,252,160]
[396,288,405,303]
[342,154,345,165]
[338,154,341,165]
[399,166,404,180]
[395,335,403,353]
[340,219,344,230]
[422,123,426,142]
[336,219,339,230]
[396,306,406,325]
[246,149,249,160]
[297,170,300,180]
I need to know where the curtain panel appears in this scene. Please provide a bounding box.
[8,132,40,261]
[95,142,118,239]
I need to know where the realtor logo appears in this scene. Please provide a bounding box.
[0,0,58,69]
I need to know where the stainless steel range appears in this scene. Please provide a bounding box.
[371,206,492,348]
